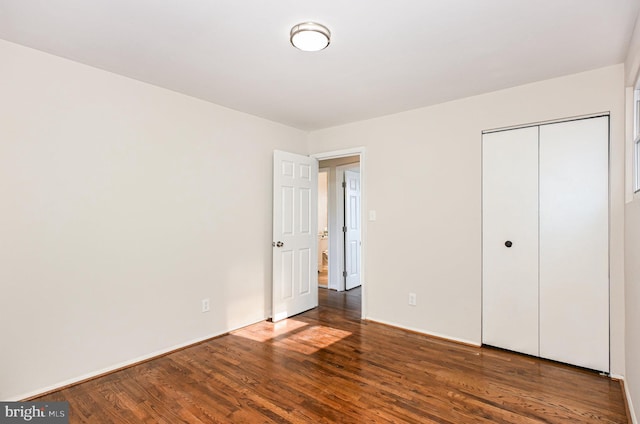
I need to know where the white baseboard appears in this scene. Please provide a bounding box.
[11,319,266,401]
[365,318,481,347]
[617,375,638,424]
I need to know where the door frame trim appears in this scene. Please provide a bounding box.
[482,112,609,134]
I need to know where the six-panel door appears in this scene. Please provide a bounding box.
[272,150,318,322]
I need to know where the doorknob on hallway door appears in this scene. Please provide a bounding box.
[273,241,284,247]
[505,241,513,248]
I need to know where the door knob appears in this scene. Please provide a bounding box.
[505,240,513,248]
[273,241,284,247]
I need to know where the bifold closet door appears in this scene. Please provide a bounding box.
[539,116,609,372]
[482,127,539,356]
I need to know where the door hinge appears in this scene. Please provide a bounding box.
[342,226,347,232]
[343,271,348,277]
[342,181,346,188]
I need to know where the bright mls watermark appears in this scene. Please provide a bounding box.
[0,402,68,423]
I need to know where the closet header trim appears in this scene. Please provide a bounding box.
[482,112,610,135]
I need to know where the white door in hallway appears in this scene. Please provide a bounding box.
[344,170,361,290]
[272,150,318,322]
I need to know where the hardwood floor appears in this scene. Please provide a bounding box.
[35,287,628,423]
[318,266,328,286]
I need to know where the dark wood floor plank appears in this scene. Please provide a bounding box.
[33,286,628,423]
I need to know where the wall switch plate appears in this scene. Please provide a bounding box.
[409,293,417,306]
[202,298,210,313]
[369,210,377,221]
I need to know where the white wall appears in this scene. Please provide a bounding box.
[317,170,328,271]
[0,39,307,400]
[309,65,626,373]
[624,12,640,422]
[318,171,329,236]
[625,14,640,88]
[626,199,640,422]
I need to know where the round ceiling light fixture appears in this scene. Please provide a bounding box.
[290,22,331,52]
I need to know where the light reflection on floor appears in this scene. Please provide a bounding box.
[232,319,352,355]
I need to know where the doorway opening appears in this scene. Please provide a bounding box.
[317,156,360,292]
[312,147,365,318]
[318,168,329,288]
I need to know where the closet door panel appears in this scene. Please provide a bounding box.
[482,127,539,356]
[539,116,609,372]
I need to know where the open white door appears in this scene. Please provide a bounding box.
[272,150,318,322]
[344,170,361,290]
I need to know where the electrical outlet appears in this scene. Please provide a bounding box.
[201,298,210,313]
[408,293,417,306]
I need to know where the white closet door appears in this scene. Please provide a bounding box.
[539,116,609,372]
[482,127,539,356]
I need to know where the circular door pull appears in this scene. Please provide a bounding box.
[275,241,284,248]
[505,241,513,248]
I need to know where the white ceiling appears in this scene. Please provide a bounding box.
[1,1,638,130]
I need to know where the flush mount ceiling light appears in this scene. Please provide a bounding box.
[290,22,331,52]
